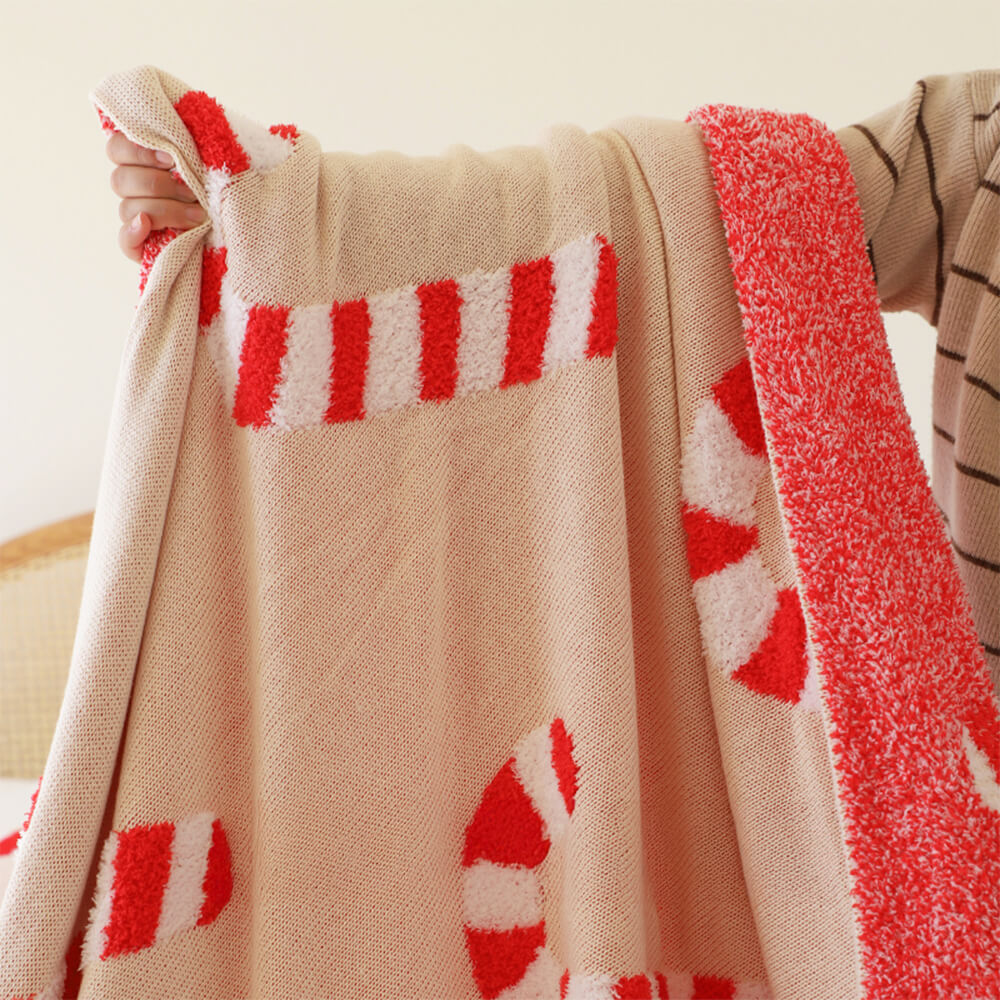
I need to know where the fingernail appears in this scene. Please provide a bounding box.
[154,150,173,166]
[129,215,143,232]
[185,205,207,222]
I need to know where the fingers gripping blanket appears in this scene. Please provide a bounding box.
[0,67,998,1000]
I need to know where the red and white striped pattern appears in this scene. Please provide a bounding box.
[198,231,619,430]
[461,719,774,1000]
[680,359,818,710]
[82,812,232,967]
[559,970,772,999]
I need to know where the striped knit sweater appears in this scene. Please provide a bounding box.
[840,70,1000,694]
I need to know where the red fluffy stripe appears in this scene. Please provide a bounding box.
[586,235,619,358]
[501,256,555,387]
[681,504,759,580]
[199,246,228,331]
[614,973,652,998]
[197,819,233,926]
[0,830,18,855]
[462,758,549,868]
[174,91,250,174]
[418,278,463,401]
[326,299,371,423]
[549,717,578,815]
[559,969,570,998]
[233,304,291,428]
[463,923,546,999]
[711,358,766,456]
[102,822,174,958]
[733,588,808,703]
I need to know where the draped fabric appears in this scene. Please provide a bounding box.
[1,67,997,1000]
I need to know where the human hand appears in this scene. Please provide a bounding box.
[106,133,207,262]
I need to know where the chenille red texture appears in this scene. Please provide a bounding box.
[689,101,1000,999]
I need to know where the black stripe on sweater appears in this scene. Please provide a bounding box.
[847,123,900,184]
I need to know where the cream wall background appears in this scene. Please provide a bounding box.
[1,0,996,542]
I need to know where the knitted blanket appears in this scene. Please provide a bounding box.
[0,66,997,1000]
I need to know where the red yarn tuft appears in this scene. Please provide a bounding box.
[138,228,180,294]
[681,504,759,581]
[462,758,549,868]
[197,819,233,926]
[418,278,463,402]
[268,123,299,141]
[655,972,670,998]
[174,90,250,174]
[501,255,555,387]
[712,358,766,456]
[463,923,546,999]
[199,247,228,331]
[733,588,809,704]
[233,304,291,428]
[102,822,174,958]
[325,299,371,423]
[586,234,619,358]
[549,718,578,815]
[614,973,653,999]
[559,968,570,998]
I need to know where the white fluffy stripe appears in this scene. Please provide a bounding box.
[204,169,228,249]
[270,303,335,430]
[512,724,571,842]
[224,106,294,172]
[962,725,1000,812]
[455,266,512,396]
[564,972,616,999]
[155,812,214,943]
[82,832,118,968]
[494,946,564,1000]
[682,398,768,526]
[541,233,602,375]
[462,860,542,930]
[363,287,423,415]
[218,272,249,414]
[692,550,779,677]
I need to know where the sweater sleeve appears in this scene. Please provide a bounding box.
[838,70,1000,691]
[836,69,1000,324]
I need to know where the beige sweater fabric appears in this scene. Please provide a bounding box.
[0,67,997,1000]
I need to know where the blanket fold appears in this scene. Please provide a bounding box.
[0,66,997,1000]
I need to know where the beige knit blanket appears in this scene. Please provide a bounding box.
[0,67,997,1000]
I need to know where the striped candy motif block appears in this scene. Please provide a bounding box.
[82,813,232,966]
[199,230,619,430]
[95,88,299,295]
[680,358,818,710]
[462,719,773,1000]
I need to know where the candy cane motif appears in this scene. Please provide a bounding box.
[680,359,819,711]
[81,813,232,967]
[204,230,618,430]
[462,719,773,999]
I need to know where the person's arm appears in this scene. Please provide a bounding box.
[836,70,1000,326]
